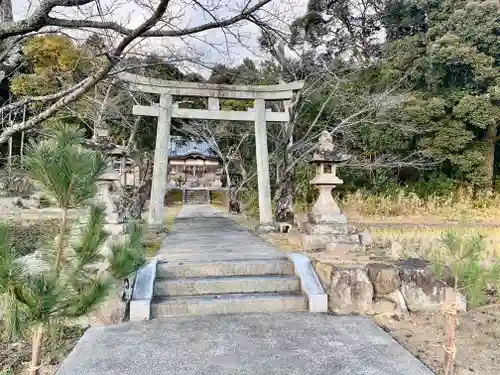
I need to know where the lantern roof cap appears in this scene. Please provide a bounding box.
[310,131,350,163]
[99,166,120,182]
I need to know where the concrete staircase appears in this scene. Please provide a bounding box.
[184,189,210,204]
[150,259,308,318]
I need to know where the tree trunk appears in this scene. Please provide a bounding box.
[20,131,24,165]
[444,277,459,375]
[93,81,113,139]
[485,123,497,187]
[224,163,232,210]
[444,310,457,375]
[275,104,295,223]
[274,170,294,223]
[121,155,126,186]
[237,163,248,185]
[7,108,12,171]
[55,207,69,275]
[29,325,43,375]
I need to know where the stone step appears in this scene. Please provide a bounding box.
[157,259,295,278]
[154,275,301,297]
[151,293,308,317]
[185,190,210,204]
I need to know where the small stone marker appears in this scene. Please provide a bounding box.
[97,166,124,255]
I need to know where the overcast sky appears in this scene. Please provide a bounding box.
[13,0,308,75]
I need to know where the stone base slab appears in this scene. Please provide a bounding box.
[294,213,349,235]
[307,212,347,225]
[301,222,349,235]
[288,230,360,250]
[255,223,277,233]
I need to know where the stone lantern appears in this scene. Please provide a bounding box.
[309,131,349,220]
[290,131,361,250]
[97,166,121,224]
[97,166,123,255]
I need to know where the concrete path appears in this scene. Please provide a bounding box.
[56,204,434,375]
[157,204,285,262]
[57,313,434,375]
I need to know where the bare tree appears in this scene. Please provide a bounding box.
[259,54,432,221]
[0,0,276,144]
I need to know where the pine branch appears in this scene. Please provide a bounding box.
[71,204,108,270]
[63,277,112,318]
[108,222,146,279]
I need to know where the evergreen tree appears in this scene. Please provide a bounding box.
[433,230,500,375]
[0,124,146,375]
[383,0,500,186]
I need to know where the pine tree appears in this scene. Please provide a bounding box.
[0,124,146,375]
[433,230,500,375]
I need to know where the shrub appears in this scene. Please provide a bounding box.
[210,190,227,205]
[164,189,183,204]
[241,188,259,217]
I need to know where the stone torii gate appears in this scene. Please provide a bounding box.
[119,73,304,231]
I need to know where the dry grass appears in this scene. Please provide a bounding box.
[340,189,500,223]
[228,191,500,263]
[143,204,182,257]
[0,325,84,375]
[164,204,181,231]
[297,189,500,261]
[370,226,500,261]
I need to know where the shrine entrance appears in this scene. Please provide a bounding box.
[119,73,304,231]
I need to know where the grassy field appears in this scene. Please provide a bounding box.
[238,188,500,261]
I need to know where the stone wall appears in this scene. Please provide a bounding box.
[313,258,467,316]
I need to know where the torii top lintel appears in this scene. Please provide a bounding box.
[119,72,304,100]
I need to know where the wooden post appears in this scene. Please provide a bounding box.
[121,155,127,186]
[7,109,12,171]
[19,104,26,165]
[148,94,173,227]
[254,98,274,231]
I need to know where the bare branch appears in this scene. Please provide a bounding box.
[0,0,273,40]
[0,0,275,144]
[0,0,172,144]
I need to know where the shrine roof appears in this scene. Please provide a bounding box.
[169,136,218,160]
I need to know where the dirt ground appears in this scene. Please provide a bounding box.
[0,325,84,375]
[375,305,500,375]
